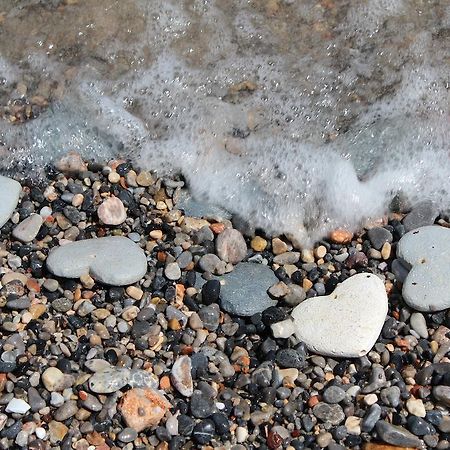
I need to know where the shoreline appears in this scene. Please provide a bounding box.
[0,157,448,449]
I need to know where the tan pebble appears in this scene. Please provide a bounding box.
[150,230,163,240]
[92,308,110,320]
[345,416,361,435]
[98,196,127,225]
[329,229,353,244]
[80,274,95,289]
[43,186,58,202]
[55,151,87,175]
[108,172,120,183]
[303,279,313,291]
[119,388,171,432]
[122,306,139,321]
[168,318,181,331]
[301,249,315,263]
[29,304,47,320]
[126,286,143,300]
[136,171,154,187]
[272,237,288,255]
[363,444,417,450]
[314,245,327,259]
[364,393,378,405]
[2,272,28,285]
[89,334,102,346]
[21,311,33,324]
[156,201,167,210]
[251,236,267,252]
[182,217,210,232]
[72,193,84,207]
[381,242,391,260]
[48,421,69,443]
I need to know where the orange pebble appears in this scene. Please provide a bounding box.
[160,376,171,391]
[329,229,353,244]
[308,395,320,407]
[210,223,225,234]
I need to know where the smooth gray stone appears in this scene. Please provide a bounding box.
[46,236,147,286]
[397,225,450,311]
[12,213,43,242]
[177,190,231,221]
[375,421,421,447]
[0,176,21,228]
[218,263,278,316]
[403,200,438,231]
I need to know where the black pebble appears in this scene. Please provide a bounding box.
[192,419,215,445]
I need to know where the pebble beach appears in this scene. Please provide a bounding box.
[0,155,448,450]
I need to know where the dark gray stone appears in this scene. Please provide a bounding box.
[375,421,422,447]
[367,227,393,250]
[312,403,345,425]
[403,201,438,231]
[219,263,278,316]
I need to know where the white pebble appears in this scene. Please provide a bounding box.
[5,398,31,414]
[35,427,46,439]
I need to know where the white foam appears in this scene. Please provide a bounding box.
[0,0,449,246]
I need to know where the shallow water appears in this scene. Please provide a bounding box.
[0,0,449,245]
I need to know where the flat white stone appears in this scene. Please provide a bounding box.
[271,273,388,357]
[397,225,450,312]
[5,398,31,414]
[46,236,147,286]
[0,176,21,228]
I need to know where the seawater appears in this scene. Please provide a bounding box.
[0,0,448,245]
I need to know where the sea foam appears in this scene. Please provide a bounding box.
[0,0,448,245]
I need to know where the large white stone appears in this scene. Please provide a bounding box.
[397,225,450,312]
[0,176,21,228]
[271,273,388,357]
[46,236,147,286]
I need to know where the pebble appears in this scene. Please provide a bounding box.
[48,420,69,443]
[375,421,421,447]
[5,398,31,414]
[198,304,220,331]
[119,387,171,432]
[0,176,22,228]
[216,228,247,264]
[403,201,438,231]
[406,398,426,417]
[117,427,138,443]
[54,400,78,421]
[272,273,388,357]
[88,367,131,393]
[165,262,181,280]
[136,171,154,186]
[410,312,428,338]
[171,355,193,397]
[28,387,46,412]
[380,386,401,407]
[192,419,215,444]
[12,214,43,242]
[367,227,393,250]
[323,386,346,404]
[313,403,345,425]
[97,196,127,225]
[41,367,66,392]
[218,262,278,316]
[397,225,450,311]
[251,236,267,252]
[190,390,216,418]
[433,386,450,407]
[47,236,147,286]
